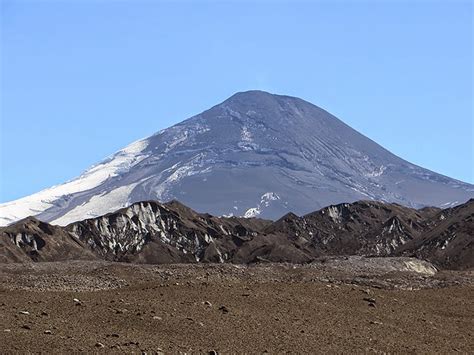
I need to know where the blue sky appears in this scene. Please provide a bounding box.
[1,0,472,202]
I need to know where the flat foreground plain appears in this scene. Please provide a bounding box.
[0,259,473,353]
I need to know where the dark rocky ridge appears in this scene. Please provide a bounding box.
[1,199,472,269]
[395,199,474,269]
[0,217,97,263]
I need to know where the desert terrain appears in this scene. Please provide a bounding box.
[1,257,473,354]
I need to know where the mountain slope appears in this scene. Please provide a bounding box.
[1,90,473,226]
[0,217,97,263]
[396,199,474,270]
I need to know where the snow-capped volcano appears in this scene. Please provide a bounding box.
[1,90,473,226]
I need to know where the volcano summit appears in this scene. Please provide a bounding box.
[1,90,473,226]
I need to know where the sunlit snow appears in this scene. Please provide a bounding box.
[0,138,149,226]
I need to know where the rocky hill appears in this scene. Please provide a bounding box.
[1,199,472,269]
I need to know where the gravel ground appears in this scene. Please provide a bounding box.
[0,258,473,353]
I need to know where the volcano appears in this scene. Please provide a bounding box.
[1,90,473,226]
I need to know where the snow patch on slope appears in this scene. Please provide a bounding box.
[244,192,280,218]
[244,208,260,218]
[327,206,342,223]
[366,165,386,178]
[261,192,280,206]
[440,201,459,207]
[51,183,140,226]
[238,126,258,151]
[154,154,212,200]
[0,138,149,226]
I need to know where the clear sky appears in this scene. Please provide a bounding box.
[1,0,473,203]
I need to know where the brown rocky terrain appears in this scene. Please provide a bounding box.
[0,259,473,353]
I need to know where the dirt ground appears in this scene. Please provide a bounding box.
[0,258,473,354]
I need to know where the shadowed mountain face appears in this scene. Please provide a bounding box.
[395,199,474,270]
[1,90,473,226]
[0,217,97,263]
[1,199,473,269]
